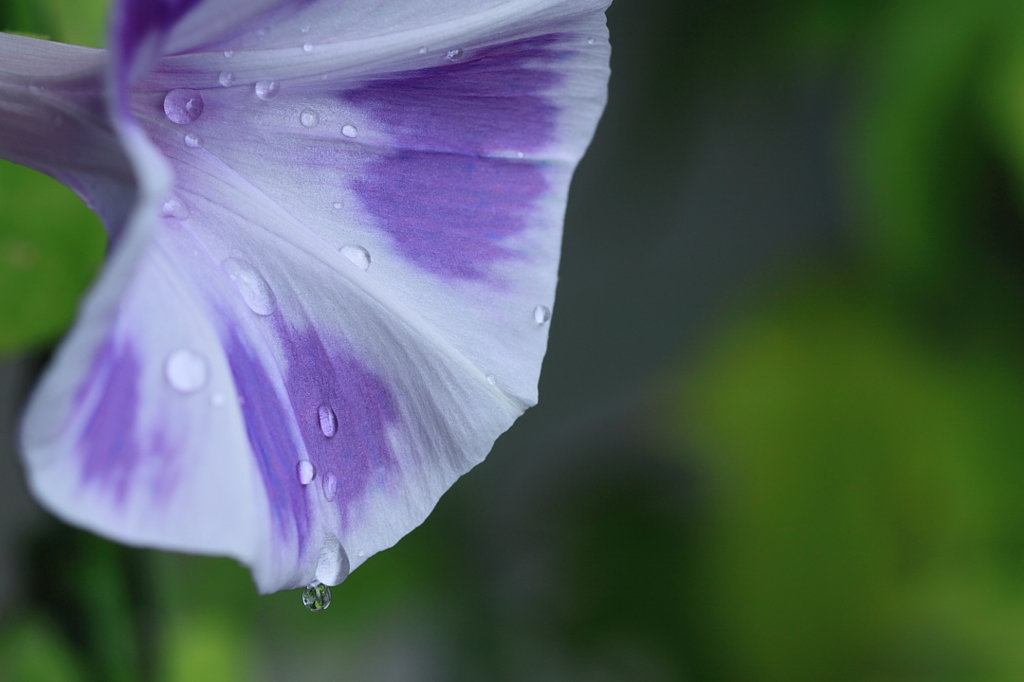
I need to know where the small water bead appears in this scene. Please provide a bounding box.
[318,403,337,438]
[302,42,314,53]
[341,124,358,138]
[221,258,276,315]
[445,48,463,61]
[254,80,279,100]
[165,349,208,393]
[299,109,320,128]
[163,89,204,124]
[322,474,338,502]
[218,70,235,87]
[486,374,497,386]
[184,132,203,148]
[223,50,234,58]
[534,305,551,325]
[301,25,311,33]
[332,201,343,210]
[418,46,428,54]
[340,245,371,271]
[301,582,331,612]
[357,550,365,557]
[256,27,268,37]
[297,460,315,485]
[516,151,525,159]
[161,198,189,220]
[587,37,596,45]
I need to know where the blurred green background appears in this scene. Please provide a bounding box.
[2,0,1024,680]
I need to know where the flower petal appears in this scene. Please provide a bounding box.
[20,0,610,593]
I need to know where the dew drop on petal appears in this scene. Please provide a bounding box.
[332,201,343,210]
[218,70,235,87]
[161,198,189,220]
[255,80,279,100]
[297,459,315,485]
[183,132,203,148]
[301,582,330,612]
[302,42,313,53]
[221,258,276,315]
[486,374,496,385]
[163,89,204,124]
[534,305,551,325]
[446,48,463,61]
[223,50,234,58]
[357,550,366,557]
[165,349,208,393]
[587,37,596,45]
[341,124,358,138]
[322,474,338,502]
[516,151,525,159]
[418,46,428,54]
[299,109,320,128]
[318,403,338,438]
[340,245,371,271]
[301,25,311,33]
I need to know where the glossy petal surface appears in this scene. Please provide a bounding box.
[20,0,610,592]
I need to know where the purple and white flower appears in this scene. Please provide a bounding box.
[0,0,610,593]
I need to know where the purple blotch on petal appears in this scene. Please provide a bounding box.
[278,325,398,528]
[78,339,143,504]
[225,330,310,549]
[344,35,567,279]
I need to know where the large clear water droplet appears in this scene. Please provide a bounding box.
[300,109,320,128]
[318,403,337,437]
[297,460,315,485]
[446,48,464,61]
[340,245,370,271]
[341,124,358,138]
[322,473,338,502]
[218,70,235,87]
[221,258,276,315]
[254,80,279,100]
[163,89,204,124]
[165,349,208,393]
[183,132,203,148]
[534,305,551,324]
[301,582,331,612]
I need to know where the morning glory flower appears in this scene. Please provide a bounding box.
[1,0,610,594]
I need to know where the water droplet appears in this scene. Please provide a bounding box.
[486,374,496,385]
[223,50,235,58]
[301,581,331,612]
[256,27,268,37]
[161,198,189,220]
[184,132,203,148]
[255,80,279,100]
[516,151,525,159]
[301,25,311,33]
[340,245,371,271]
[332,201,343,210]
[221,258,276,315]
[163,89,204,124]
[341,124,358,138]
[318,403,337,437]
[534,305,551,324]
[297,460,315,485]
[211,392,226,406]
[165,349,208,393]
[302,42,314,53]
[300,109,320,128]
[322,473,338,501]
[29,84,45,95]
[218,70,235,87]
[587,37,596,45]
[446,48,463,61]
[357,550,366,557]
[418,46,428,54]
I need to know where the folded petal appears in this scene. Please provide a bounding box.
[21,0,610,593]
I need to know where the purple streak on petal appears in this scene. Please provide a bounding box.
[225,330,310,548]
[278,325,399,529]
[345,35,567,279]
[77,339,142,504]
